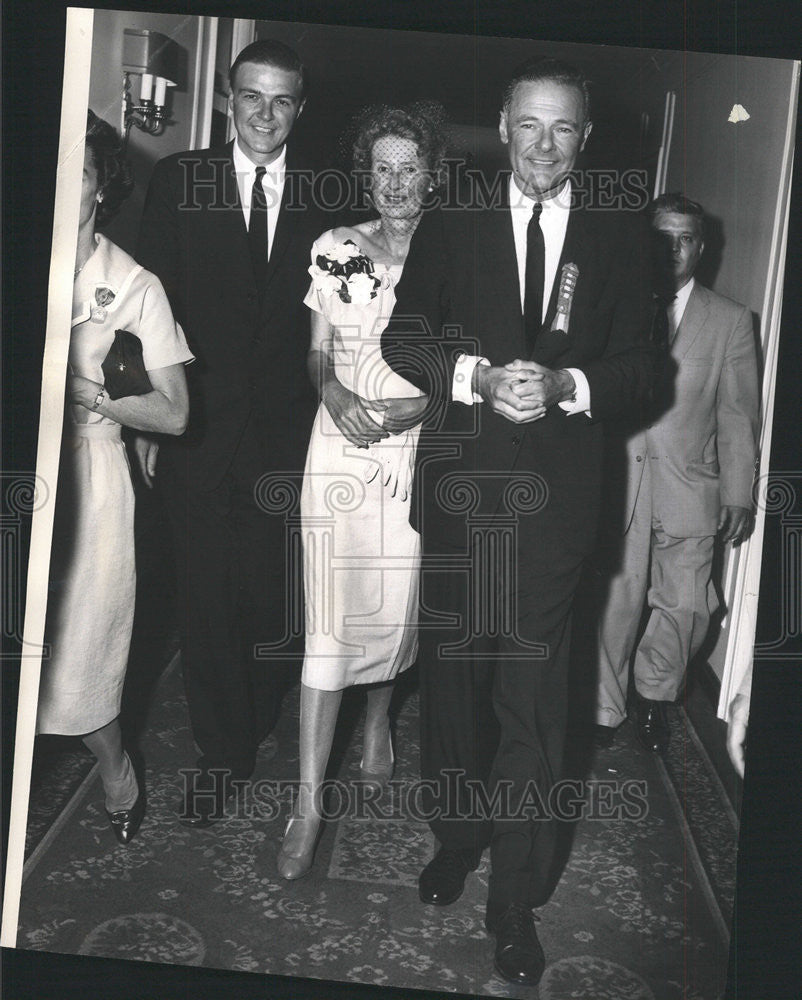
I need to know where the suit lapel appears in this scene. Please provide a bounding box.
[263,147,298,292]
[219,143,249,247]
[543,206,588,330]
[673,283,709,360]
[205,144,255,298]
[479,179,526,354]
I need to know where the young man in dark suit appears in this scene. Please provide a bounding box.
[382,57,653,985]
[136,40,323,825]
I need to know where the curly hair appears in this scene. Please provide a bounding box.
[85,110,134,227]
[350,102,449,189]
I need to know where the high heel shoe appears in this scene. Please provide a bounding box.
[103,752,145,845]
[277,815,322,880]
[105,788,145,845]
[359,728,394,787]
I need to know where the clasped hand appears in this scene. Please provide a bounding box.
[475,359,574,424]
[322,382,427,448]
[67,372,101,409]
[322,381,388,448]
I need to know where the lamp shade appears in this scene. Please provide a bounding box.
[122,28,179,87]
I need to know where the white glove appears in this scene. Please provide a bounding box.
[364,430,415,501]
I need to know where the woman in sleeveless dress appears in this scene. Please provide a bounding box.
[278,104,448,878]
[36,111,193,844]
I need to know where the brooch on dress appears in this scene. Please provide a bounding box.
[90,285,116,323]
[309,240,381,305]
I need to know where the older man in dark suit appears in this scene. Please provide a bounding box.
[382,58,653,985]
[136,40,324,824]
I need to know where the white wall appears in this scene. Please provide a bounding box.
[87,9,201,255]
[664,51,796,317]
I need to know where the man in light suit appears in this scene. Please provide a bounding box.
[136,40,324,824]
[382,58,653,986]
[594,193,760,752]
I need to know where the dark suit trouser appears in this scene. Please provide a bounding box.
[161,418,303,778]
[420,527,584,914]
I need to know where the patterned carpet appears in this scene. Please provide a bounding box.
[13,653,736,999]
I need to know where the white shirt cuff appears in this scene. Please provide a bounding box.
[453,354,489,404]
[558,368,591,415]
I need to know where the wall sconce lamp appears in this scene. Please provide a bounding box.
[122,28,180,139]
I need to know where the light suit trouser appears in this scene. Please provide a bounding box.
[596,460,718,726]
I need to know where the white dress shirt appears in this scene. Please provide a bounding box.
[453,175,590,413]
[233,140,286,262]
[669,276,695,340]
[509,172,571,317]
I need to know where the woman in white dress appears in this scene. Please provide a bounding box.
[36,112,193,844]
[278,105,447,878]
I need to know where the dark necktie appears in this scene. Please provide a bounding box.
[652,294,671,359]
[524,202,545,351]
[651,293,675,413]
[249,166,268,286]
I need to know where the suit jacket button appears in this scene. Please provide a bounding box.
[511,435,520,446]
[636,454,643,462]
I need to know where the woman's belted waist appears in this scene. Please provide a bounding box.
[67,421,122,439]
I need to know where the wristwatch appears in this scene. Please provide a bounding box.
[91,385,106,411]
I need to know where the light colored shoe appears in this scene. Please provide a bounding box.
[276,815,321,880]
[359,727,394,787]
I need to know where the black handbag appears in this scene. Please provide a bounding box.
[101,329,153,400]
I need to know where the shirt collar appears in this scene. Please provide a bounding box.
[73,234,136,326]
[509,173,572,215]
[75,233,118,289]
[673,276,695,314]
[233,139,287,179]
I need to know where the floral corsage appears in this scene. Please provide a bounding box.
[309,240,380,306]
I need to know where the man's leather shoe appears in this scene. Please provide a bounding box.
[634,694,671,753]
[105,790,145,845]
[418,847,480,906]
[485,903,546,986]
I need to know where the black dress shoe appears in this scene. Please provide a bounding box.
[485,903,546,986]
[105,791,145,845]
[634,694,671,753]
[418,847,481,906]
[178,768,241,828]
